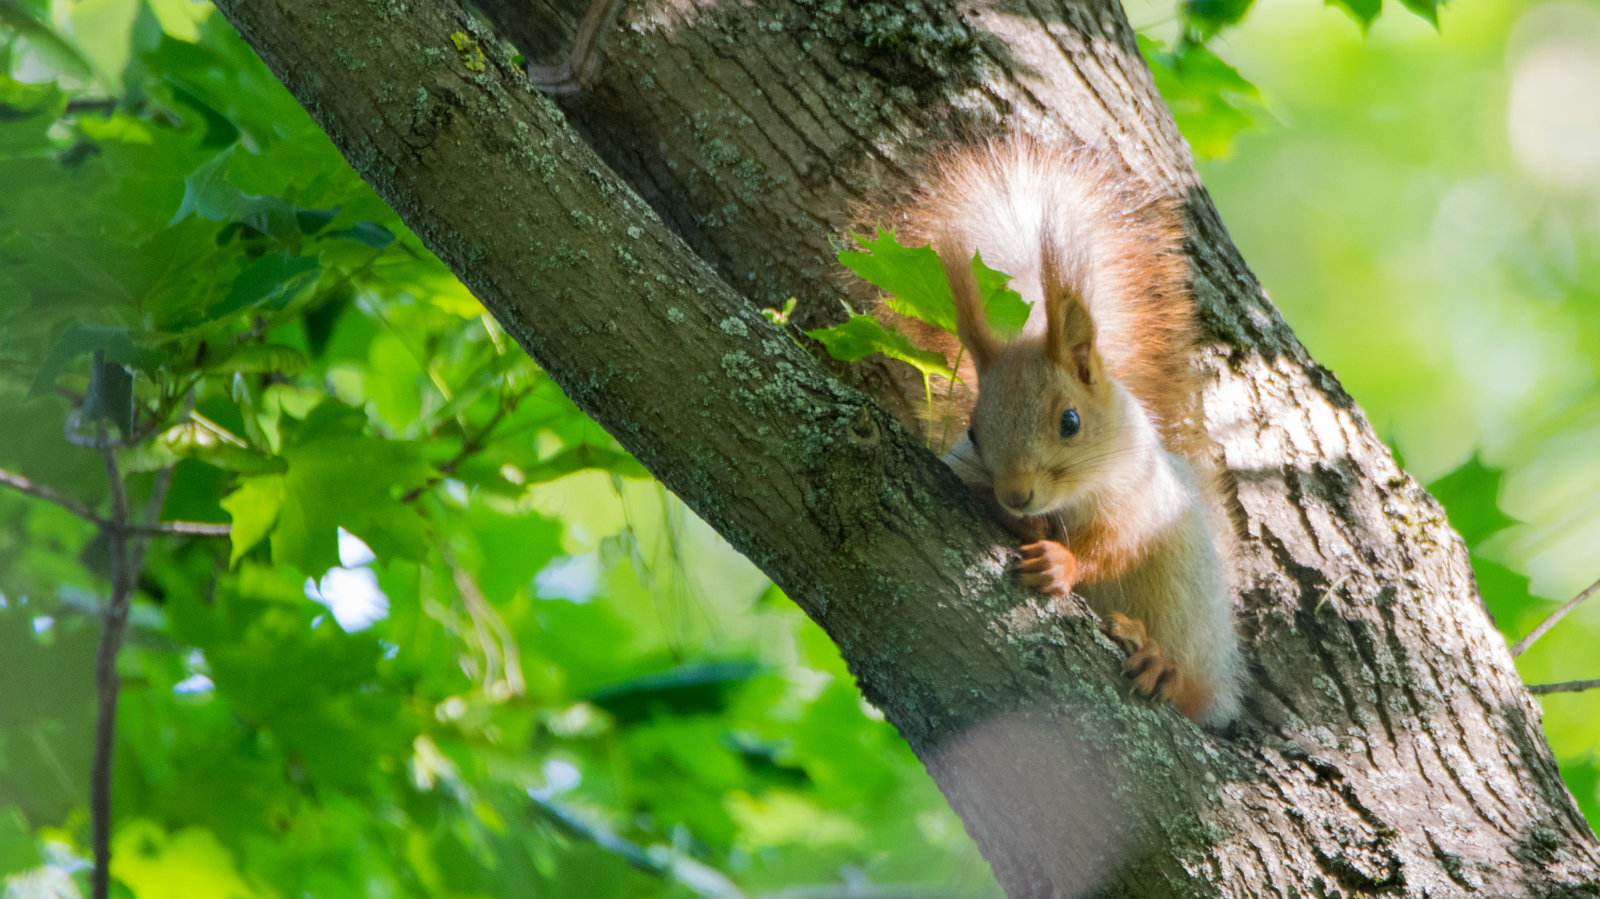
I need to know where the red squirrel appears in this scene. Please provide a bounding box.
[864,138,1245,727]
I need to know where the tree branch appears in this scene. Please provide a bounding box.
[0,466,101,524]
[89,461,173,899]
[212,0,1600,893]
[125,521,231,537]
[1527,679,1600,696]
[89,444,131,899]
[0,465,229,538]
[1511,575,1600,657]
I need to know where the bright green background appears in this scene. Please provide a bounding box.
[0,0,1596,895]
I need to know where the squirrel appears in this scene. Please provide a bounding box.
[859,137,1245,727]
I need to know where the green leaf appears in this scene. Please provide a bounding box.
[806,315,953,380]
[214,252,321,319]
[588,661,760,725]
[220,474,286,566]
[1139,35,1269,160]
[1470,554,1554,634]
[231,400,436,576]
[468,505,562,603]
[167,79,241,149]
[28,323,161,398]
[0,807,42,877]
[170,146,242,225]
[1396,0,1438,27]
[839,229,1031,339]
[0,74,67,158]
[295,206,341,235]
[1325,0,1383,30]
[0,1,95,83]
[971,251,1031,336]
[328,221,395,249]
[159,458,233,524]
[1184,0,1257,39]
[171,147,300,239]
[521,444,651,484]
[839,228,957,334]
[1426,453,1520,548]
[210,344,308,376]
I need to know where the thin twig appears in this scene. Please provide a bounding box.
[1511,576,1600,657]
[89,442,130,899]
[66,97,118,115]
[0,467,101,524]
[1527,679,1600,696]
[89,458,172,899]
[401,390,521,503]
[528,791,745,899]
[126,521,231,537]
[0,466,225,537]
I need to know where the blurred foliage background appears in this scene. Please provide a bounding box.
[0,0,1596,896]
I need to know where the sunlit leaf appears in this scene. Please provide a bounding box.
[1397,0,1438,27]
[110,820,268,899]
[0,808,42,877]
[0,2,95,83]
[254,400,435,576]
[1325,0,1383,29]
[840,227,957,334]
[806,314,953,380]
[1138,35,1270,160]
[970,251,1031,336]
[209,343,308,376]
[521,444,650,484]
[220,474,286,566]
[0,74,67,158]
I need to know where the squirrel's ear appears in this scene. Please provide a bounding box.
[1042,241,1103,388]
[936,234,997,372]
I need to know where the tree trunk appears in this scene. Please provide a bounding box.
[212,0,1600,896]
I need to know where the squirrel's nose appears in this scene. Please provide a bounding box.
[1001,489,1034,511]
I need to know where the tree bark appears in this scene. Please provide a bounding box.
[212,0,1600,896]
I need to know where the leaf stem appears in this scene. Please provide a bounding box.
[937,345,964,453]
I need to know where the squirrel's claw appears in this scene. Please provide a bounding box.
[1105,612,1187,709]
[1017,540,1077,596]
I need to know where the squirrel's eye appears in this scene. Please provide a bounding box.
[967,426,978,448]
[1059,408,1081,439]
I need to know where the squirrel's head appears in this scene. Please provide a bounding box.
[939,233,1120,519]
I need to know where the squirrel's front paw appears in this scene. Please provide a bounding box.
[1104,613,1195,716]
[1018,540,1077,596]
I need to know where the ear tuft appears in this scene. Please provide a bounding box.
[935,233,997,372]
[1042,234,1099,384]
